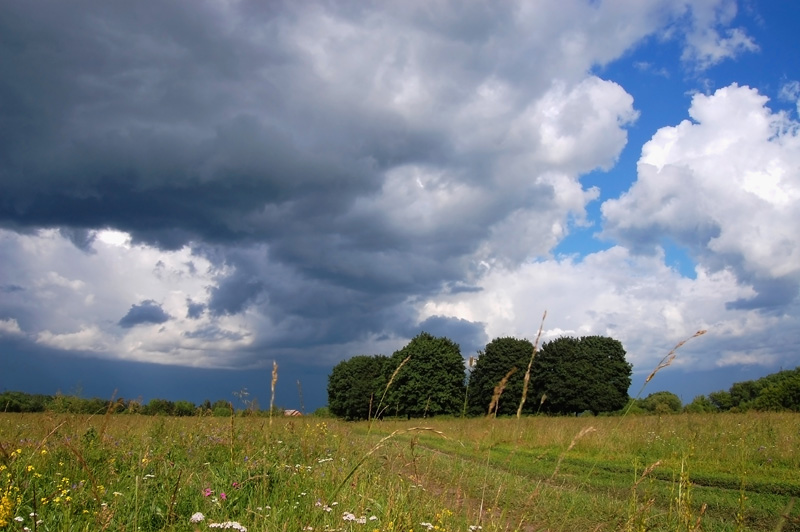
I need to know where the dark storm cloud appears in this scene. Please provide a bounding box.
[416,315,488,357]
[0,0,635,368]
[208,276,265,317]
[726,276,800,311]
[58,228,97,253]
[186,299,205,320]
[118,300,171,328]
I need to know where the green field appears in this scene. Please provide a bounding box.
[0,412,798,531]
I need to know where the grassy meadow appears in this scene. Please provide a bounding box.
[0,411,798,531]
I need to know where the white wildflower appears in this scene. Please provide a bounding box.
[208,521,247,531]
[190,512,205,523]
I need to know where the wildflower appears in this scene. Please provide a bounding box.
[420,522,434,530]
[203,487,213,497]
[15,516,24,522]
[190,512,205,523]
[40,449,48,456]
[220,492,227,500]
[208,521,247,531]
[232,481,240,489]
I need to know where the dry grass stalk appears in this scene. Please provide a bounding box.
[634,460,662,488]
[550,426,596,480]
[99,389,118,442]
[487,367,517,417]
[645,329,707,384]
[269,360,278,427]
[517,310,547,418]
[373,354,412,423]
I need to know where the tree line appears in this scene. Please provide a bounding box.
[0,392,286,417]
[626,366,800,414]
[329,332,800,420]
[328,332,633,420]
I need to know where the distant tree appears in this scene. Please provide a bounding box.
[729,380,762,411]
[0,391,52,413]
[145,398,175,416]
[173,400,196,417]
[311,406,332,417]
[328,355,390,420]
[211,400,232,417]
[641,391,683,414]
[752,374,800,412]
[81,397,110,415]
[708,390,733,411]
[707,368,800,413]
[466,337,535,416]
[531,336,632,416]
[384,332,466,419]
[684,395,716,413]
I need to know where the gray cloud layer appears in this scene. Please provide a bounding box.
[2,0,793,386]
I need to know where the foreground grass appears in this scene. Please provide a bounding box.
[0,412,797,531]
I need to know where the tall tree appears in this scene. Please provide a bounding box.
[384,332,466,418]
[467,337,535,416]
[327,355,389,420]
[531,336,632,415]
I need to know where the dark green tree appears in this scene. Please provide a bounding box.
[466,337,534,416]
[684,395,716,413]
[145,398,175,416]
[701,368,800,413]
[328,355,390,420]
[531,336,632,416]
[752,372,800,412]
[211,400,232,417]
[708,390,733,411]
[384,332,466,419]
[641,391,683,414]
[0,391,52,412]
[173,400,196,416]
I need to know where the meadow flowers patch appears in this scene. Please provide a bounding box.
[208,521,247,530]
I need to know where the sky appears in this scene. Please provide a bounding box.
[1,0,799,413]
